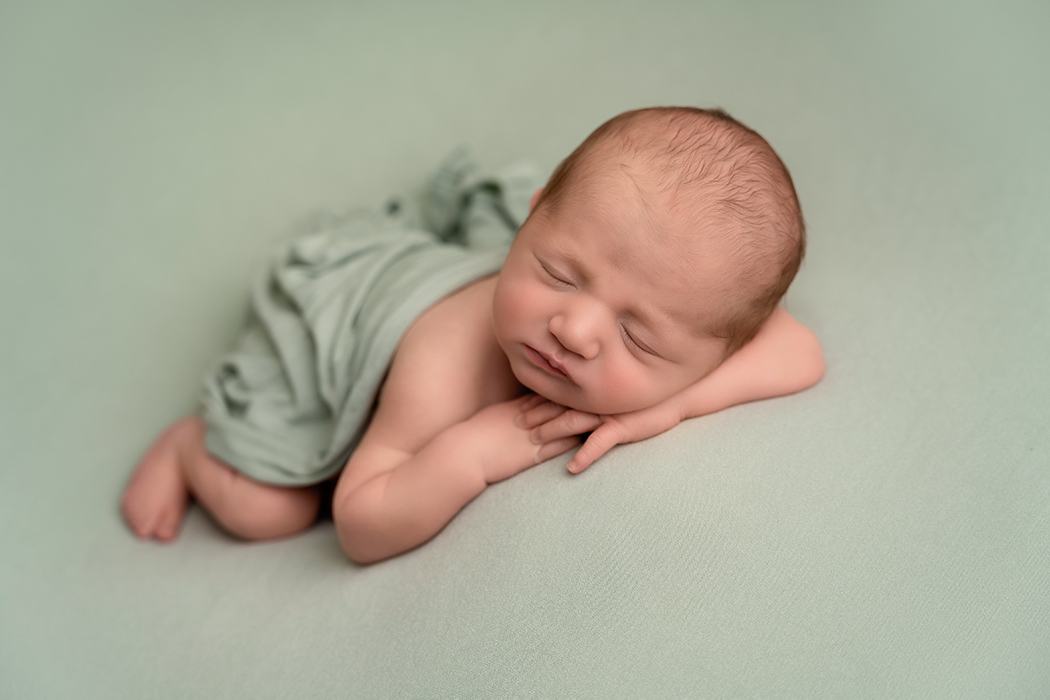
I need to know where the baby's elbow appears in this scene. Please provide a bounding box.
[796,327,826,390]
[765,308,825,392]
[342,541,386,566]
[333,493,393,565]
[337,523,389,566]
[770,322,825,396]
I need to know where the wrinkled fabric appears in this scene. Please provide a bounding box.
[201,153,537,485]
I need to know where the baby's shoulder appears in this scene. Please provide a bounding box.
[365,275,520,452]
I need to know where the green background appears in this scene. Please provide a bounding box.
[2,1,1048,697]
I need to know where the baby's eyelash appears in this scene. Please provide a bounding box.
[621,325,655,355]
[540,263,572,287]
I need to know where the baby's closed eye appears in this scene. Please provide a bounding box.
[620,324,659,357]
[539,260,574,288]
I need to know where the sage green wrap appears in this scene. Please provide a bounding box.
[201,153,537,486]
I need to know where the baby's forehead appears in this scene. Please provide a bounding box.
[578,147,736,226]
[550,170,742,271]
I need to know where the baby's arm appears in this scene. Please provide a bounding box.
[331,276,578,564]
[520,307,825,473]
[668,306,825,418]
[333,396,577,564]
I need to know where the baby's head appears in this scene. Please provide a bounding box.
[493,107,805,414]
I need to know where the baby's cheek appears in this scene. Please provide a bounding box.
[591,365,664,414]
[497,284,534,330]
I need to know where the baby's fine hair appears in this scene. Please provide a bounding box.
[535,106,806,355]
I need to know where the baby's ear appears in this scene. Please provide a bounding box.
[530,188,544,212]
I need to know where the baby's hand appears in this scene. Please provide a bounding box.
[516,394,684,474]
[466,396,582,485]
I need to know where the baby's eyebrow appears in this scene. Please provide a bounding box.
[551,247,588,276]
[537,246,593,286]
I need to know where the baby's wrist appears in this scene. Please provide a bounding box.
[424,422,491,496]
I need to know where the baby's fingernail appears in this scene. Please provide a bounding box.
[529,429,542,445]
[567,459,578,473]
[513,414,525,427]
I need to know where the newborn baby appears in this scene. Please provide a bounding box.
[122,106,824,563]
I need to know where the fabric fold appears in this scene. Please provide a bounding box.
[201,153,537,485]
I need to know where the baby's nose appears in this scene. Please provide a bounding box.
[549,310,600,360]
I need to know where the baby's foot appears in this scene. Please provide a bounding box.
[121,418,194,542]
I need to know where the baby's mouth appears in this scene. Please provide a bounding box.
[524,345,574,383]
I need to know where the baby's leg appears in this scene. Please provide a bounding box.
[121,417,320,542]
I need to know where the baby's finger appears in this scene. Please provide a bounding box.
[517,393,546,414]
[535,435,583,464]
[516,400,566,429]
[567,422,625,474]
[530,410,602,444]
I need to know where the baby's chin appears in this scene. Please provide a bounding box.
[574,396,661,416]
[526,382,660,416]
[517,378,595,414]
[513,363,671,415]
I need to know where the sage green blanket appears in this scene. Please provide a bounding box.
[5,3,1048,697]
[202,154,537,485]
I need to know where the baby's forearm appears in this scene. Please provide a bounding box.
[679,307,824,419]
[335,424,488,564]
